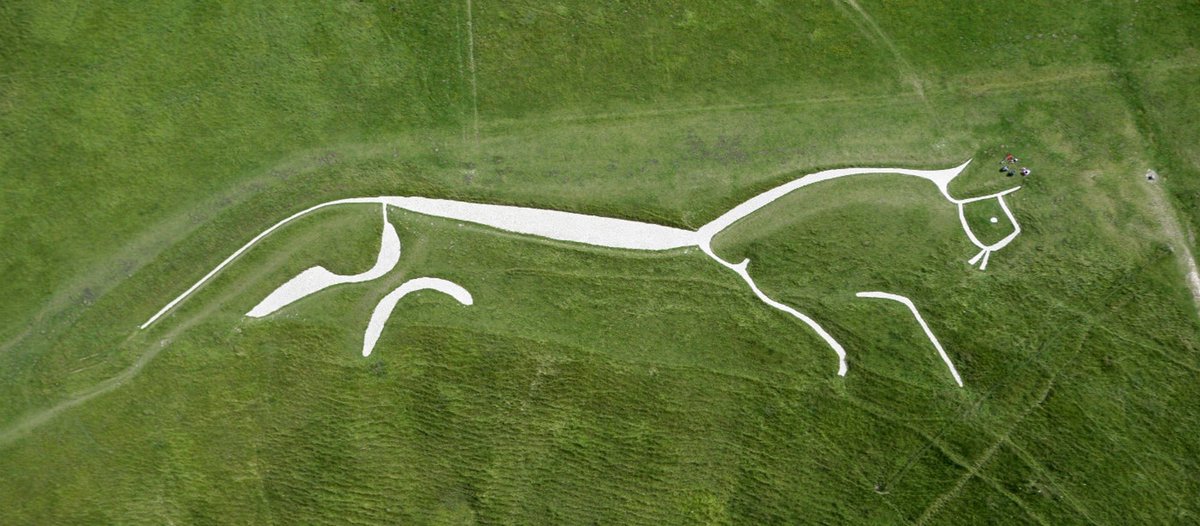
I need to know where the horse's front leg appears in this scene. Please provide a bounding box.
[855,291,963,387]
[702,249,849,377]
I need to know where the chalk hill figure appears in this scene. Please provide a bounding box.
[141,161,1021,385]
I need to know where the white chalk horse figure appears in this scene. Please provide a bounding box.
[141,160,1021,386]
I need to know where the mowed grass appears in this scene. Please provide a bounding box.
[2,0,1199,524]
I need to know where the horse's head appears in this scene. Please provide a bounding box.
[910,159,1023,271]
[953,187,1021,271]
[696,158,1024,272]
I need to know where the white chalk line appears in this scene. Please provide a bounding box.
[696,161,972,241]
[383,196,698,250]
[705,253,848,376]
[856,291,963,387]
[144,163,986,328]
[139,197,383,329]
[0,162,1012,452]
[960,188,1021,271]
[363,278,473,357]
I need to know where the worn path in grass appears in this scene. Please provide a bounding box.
[0,223,352,449]
[1143,172,1200,316]
[835,0,926,102]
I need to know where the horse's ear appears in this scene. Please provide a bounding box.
[930,159,973,202]
[949,159,973,180]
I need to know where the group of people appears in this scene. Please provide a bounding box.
[999,153,1030,177]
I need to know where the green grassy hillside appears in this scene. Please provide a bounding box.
[2,1,1198,524]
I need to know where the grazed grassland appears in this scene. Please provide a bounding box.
[1,1,1198,524]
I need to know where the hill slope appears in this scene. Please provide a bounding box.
[2,1,1198,523]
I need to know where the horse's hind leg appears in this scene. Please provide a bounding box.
[362,277,473,356]
[246,204,401,318]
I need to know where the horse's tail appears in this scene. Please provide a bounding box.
[139,197,385,329]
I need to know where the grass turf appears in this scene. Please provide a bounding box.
[1,0,1199,523]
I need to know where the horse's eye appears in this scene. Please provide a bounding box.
[989,216,999,224]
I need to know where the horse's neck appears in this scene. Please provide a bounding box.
[696,165,961,243]
[698,169,869,241]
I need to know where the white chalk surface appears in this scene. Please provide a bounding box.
[139,197,383,329]
[382,196,698,250]
[247,218,401,318]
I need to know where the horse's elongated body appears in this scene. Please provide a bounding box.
[141,160,1021,385]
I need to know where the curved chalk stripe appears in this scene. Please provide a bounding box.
[992,194,1022,252]
[381,162,992,253]
[958,204,989,253]
[855,291,963,387]
[689,159,1020,273]
[363,278,473,357]
[246,214,401,318]
[140,198,385,329]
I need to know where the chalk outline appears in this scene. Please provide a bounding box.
[363,277,473,357]
[141,160,1021,379]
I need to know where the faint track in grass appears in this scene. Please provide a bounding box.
[880,252,1162,524]
[495,59,1198,129]
[1,328,172,449]
[912,376,1057,526]
[910,262,1154,523]
[0,277,245,449]
[1142,173,1200,318]
[1095,323,1200,374]
[833,0,927,103]
[844,394,1051,525]
[512,91,923,127]
[813,426,914,523]
[0,222,354,449]
[1002,438,1102,525]
[465,0,480,143]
